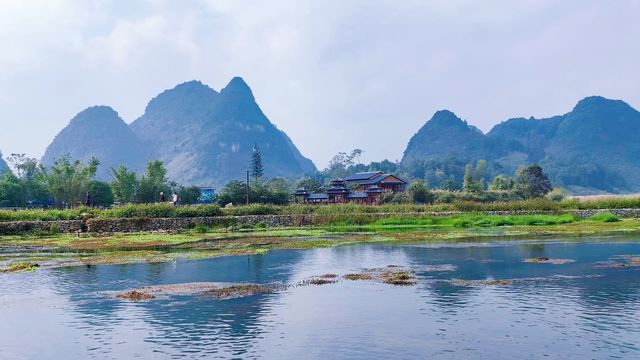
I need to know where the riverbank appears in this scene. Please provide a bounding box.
[2,212,640,272]
[2,206,640,236]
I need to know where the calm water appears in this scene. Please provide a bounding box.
[1,236,640,359]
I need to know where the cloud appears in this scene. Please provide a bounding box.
[0,0,639,168]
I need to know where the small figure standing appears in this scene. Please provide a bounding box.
[159,191,166,203]
[85,191,93,207]
[172,191,179,206]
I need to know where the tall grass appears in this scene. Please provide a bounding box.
[1,196,640,222]
[371,213,578,228]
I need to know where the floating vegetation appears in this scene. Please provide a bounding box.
[381,270,416,286]
[1,262,40,273]
[598,263,630,269]
[111,282,279,301]
[116,290,155,302]
[204,284,274,299]
[524,257,574,264]
[452,279,513,287]
[595,257,640,268]
[343,273,373,281]
[319,273,338,279]
[299,277,338,286]
[254,249,269,255]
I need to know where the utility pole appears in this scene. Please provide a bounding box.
[246,170,250,205]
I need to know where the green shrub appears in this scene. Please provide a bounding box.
[255,221,268,229]
[193,224,210,233]
[546,188,566,202]
[588,212,621,223]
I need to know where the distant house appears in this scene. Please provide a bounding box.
[295,171,407,205]
[198,187,216,204]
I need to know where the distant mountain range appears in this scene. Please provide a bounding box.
[29,79,640,194]
[403,96,640,194]
[42,106,151,180]
[42,77,316,186]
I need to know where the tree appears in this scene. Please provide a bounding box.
[514,164,553,199]
[463,163,475,193]
[178,186,202,205]
[110,165,139,204]
[408,180,434,204]
[88,180,114,207]
[136,160,170,203]
[251,143,264,182]
[6,153,49,206]
[475,160,487,191]
[325,148,364,179]
[440,177,462,192]
[368,159,397,174]
[463,161,485,193]
[296,178,323,193]
[489,175,514,191]
[217,180,248,206]
[0,172,24,207]
[44,156,99,208]
[266,177,290,193]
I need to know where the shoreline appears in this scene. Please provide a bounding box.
[2,207,640,236]
[2,213,640,273]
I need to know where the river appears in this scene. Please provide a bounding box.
[1,236,639,359]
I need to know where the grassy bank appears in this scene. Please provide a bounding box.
[2,212,639,272]
[3,197,640,222]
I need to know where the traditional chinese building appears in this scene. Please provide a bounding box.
[294,171,406,205]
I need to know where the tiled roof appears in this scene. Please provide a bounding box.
[357,174,407,185]
[346,192,368,198]
[344,171,383,181]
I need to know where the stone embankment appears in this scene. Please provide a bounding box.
[1,209,639,235]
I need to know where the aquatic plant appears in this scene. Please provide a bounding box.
[116,290,155,301]
[2,262,40,272]
[204,284,274,299]
[523,258,574,264]
[343,273,373,281]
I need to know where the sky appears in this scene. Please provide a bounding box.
[0,0,639,169]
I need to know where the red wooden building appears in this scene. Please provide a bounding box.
[294,171,407,205]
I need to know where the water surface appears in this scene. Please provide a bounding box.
[1,236,640,359]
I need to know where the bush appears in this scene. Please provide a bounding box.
[193,224,210,233]
[546,188,566,202]
[178,186,202,205]
[100,204,222,219]
[255,221,268,229]
[588,212,621,223]
[88,180,114,207]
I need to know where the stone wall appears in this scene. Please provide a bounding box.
[0,220,83,235]
[85,215,316,233]
[1,209,640,235]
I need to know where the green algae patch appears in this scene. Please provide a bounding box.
[2,262,40,273]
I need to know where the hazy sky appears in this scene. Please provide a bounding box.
[1,0,639,168]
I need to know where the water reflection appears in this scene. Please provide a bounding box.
[1,238,640,359]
